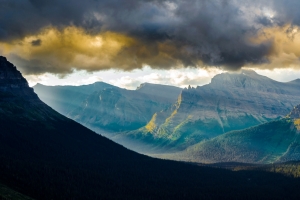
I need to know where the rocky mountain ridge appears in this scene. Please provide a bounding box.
[0,56,63,121]
[123,70,300,151]
[0,56,39,101]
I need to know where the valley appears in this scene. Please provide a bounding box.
[34,69,300,155]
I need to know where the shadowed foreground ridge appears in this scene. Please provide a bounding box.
[2,56,300,199]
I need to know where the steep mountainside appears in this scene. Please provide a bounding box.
[6,56,300,199]
[179,104,300,164]
[125,70,300,151]
[34,82,182,134]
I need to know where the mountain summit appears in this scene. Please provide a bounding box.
[0,56,38,101]
[211,70,271,88]
[0,56,63,121]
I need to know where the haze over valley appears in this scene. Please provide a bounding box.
[34,69,300,157]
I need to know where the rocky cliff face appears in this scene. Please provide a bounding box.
[125,70,300,151]
[289,105,300,119]
[0,56,62,121]
[0,56,39,101]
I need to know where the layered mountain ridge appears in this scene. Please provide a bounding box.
[34,81,182,135]
[123,70,300,151]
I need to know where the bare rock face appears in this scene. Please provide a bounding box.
[0,56,38,101]
[289,105,300,119]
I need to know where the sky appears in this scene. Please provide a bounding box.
[1,0,300,89]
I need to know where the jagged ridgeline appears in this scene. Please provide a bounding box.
[177,104,300,164]
[4,55,300,199]
[122,70,300,151]
[0,56,64,121]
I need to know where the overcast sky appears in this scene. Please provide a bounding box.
[1,0,300,88]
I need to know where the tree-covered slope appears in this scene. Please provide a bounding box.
[181,105,300,164]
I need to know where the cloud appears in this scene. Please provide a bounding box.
[109,68,222,89]
[31,39,42,46]
[0,27,137,74]
[25,72,103,87]
[247,24,300,69]
[1,0,300,75]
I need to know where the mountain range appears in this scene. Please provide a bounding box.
[34,82,182,135]
[117,70,300,151]
[34,69,300,154]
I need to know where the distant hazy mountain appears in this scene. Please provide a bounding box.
[178,104,300,164]
[34,82,182,135]
[33,82,116,115]
[3,56,300,199]
[124,70,300,151]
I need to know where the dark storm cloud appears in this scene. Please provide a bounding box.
[1,0,300,74]
[31,39,42,46]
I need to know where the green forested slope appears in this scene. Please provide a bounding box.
[182,105,300,164]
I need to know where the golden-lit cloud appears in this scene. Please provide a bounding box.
[0,26,197,75]
[2,0,300,76]
[2,24,300,76]
[248,24,300,69]
[0,27,140,74]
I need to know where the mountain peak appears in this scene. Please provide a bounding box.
[0,56,27,87]
[136,82,182,90]
[209,69,272,89]
[0,56,38,100]
[136,82,153,90]
[0,55,7,61]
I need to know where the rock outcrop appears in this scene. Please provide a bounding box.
[289,105,300,119]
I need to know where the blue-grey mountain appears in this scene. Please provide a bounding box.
[125,70,300,151]
[34,82,182,135]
